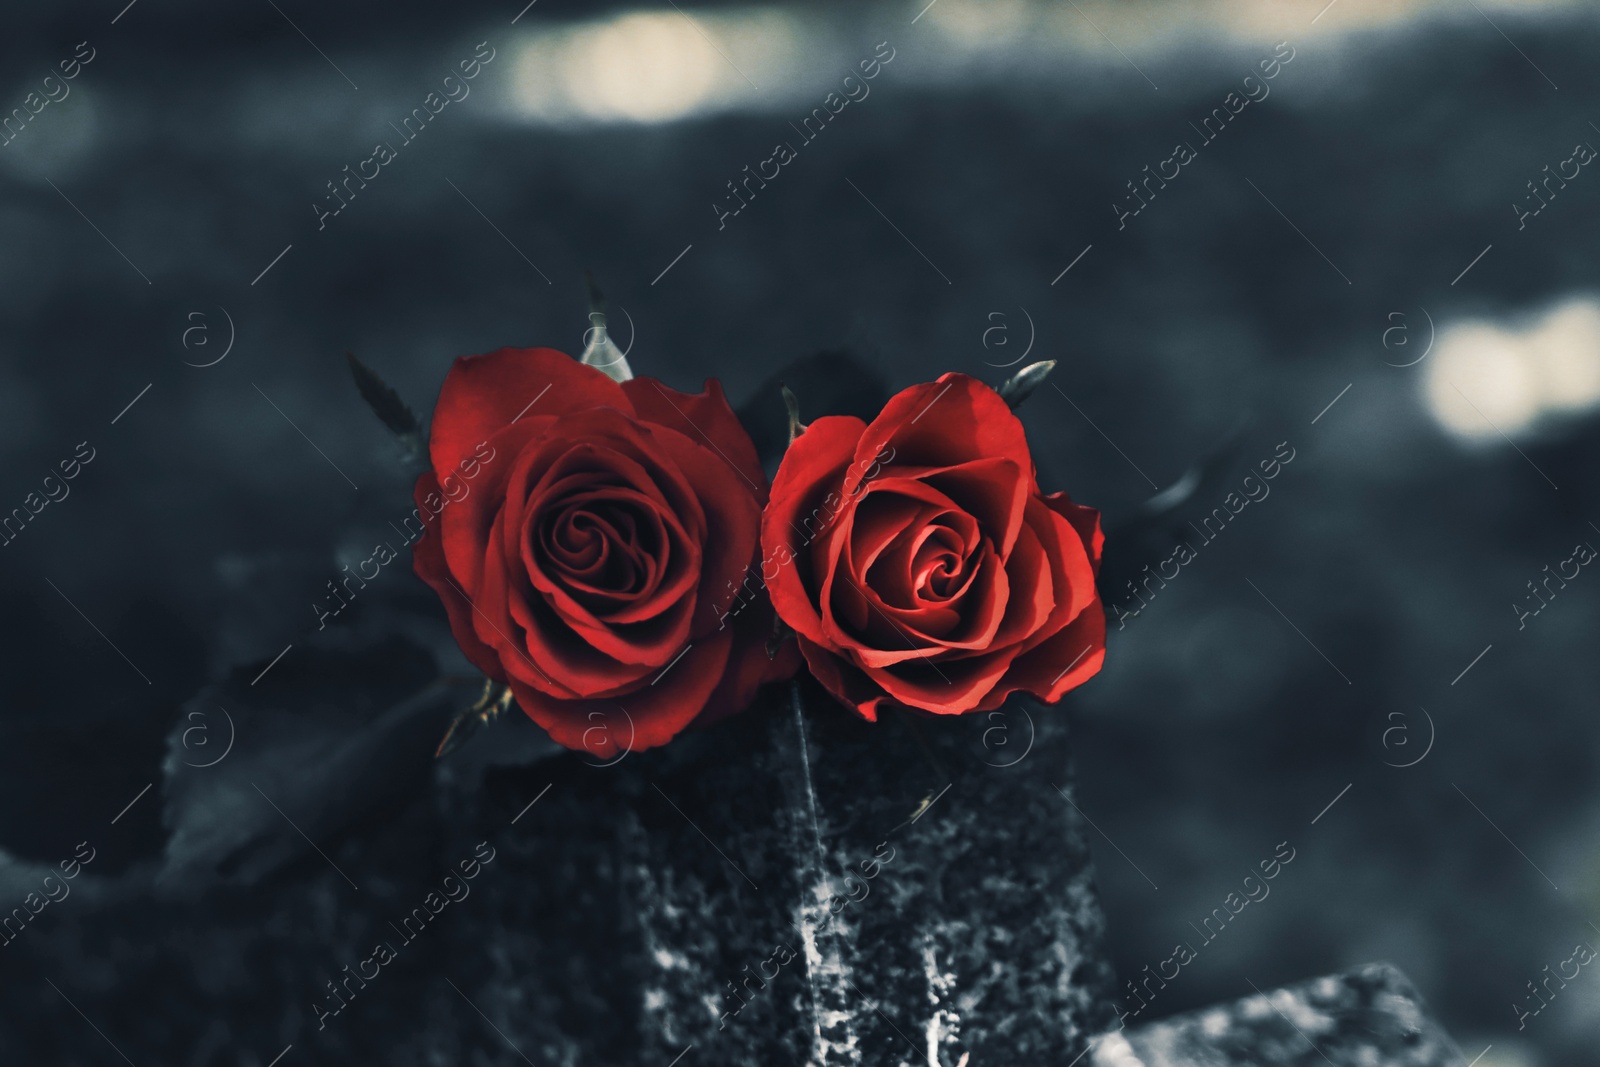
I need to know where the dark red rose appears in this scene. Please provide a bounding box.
[761,372,1104,719]
[412,347,797,754]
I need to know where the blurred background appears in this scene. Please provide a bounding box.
[1,0,1598,1063]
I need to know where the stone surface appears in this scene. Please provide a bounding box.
[1091,962,1468,1067]
[446,677,1117,1066]
[0,629,1113,1065]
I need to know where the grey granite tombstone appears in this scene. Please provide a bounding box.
[1090,962,1469,1067]
[442,679,1117,1066]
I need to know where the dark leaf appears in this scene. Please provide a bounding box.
[996,360,1056,408]
[346,351,425,457]
[159,634,455,890]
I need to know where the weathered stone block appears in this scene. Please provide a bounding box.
[1092,962,1468,1067]
[446,679,1116,1065]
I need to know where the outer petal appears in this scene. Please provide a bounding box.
[428,347,632,476]
[843,374,1035,501]
[1022,496,1099,635]
[980,597,1107,709]
[410,471,505,681]
[437,418,549,609]
[798,634,888,723]
[507,628,733,754]
[762,414,867,647]
[622,376,767,499]
[1043,492,1104,575]
[864,647,1012,715]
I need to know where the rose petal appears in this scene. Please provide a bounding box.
[798,634,891,723]
[933,514,1058,671]
[622,376,767,499]
[428,347,631,476]
[474,520,605,698]
[508,629,734,754]
[636,420,762,636]
[1021,496,1099,631]
[865,645,1013,715]
[819,480,969,654]
[848,546,1007,668]
[1043,492,1104,575]
[516,494,696,669]
[435,418,547,606]
[515,469,695,616]
[872,522,979,614]
[981,597,1106,709]
[409,472,505,681]
[849,482,980,579]
[762,414,867,647]
[842,375,1034,503]
[876,457,1027,558]
[496,415,705,663]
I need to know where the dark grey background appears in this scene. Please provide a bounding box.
[1,0,1597,1064]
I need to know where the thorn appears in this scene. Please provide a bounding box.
[436,680,511,758]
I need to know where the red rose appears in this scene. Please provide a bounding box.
[412,347,797,754]
[761,372,1105,719]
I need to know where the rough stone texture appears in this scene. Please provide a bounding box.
[445,677,1117,1066]
[1091,962,1468,1067]
[0,631,1113,1066]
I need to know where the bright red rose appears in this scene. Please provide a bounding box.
[412,347,797,754]
[761,372,1105,719]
